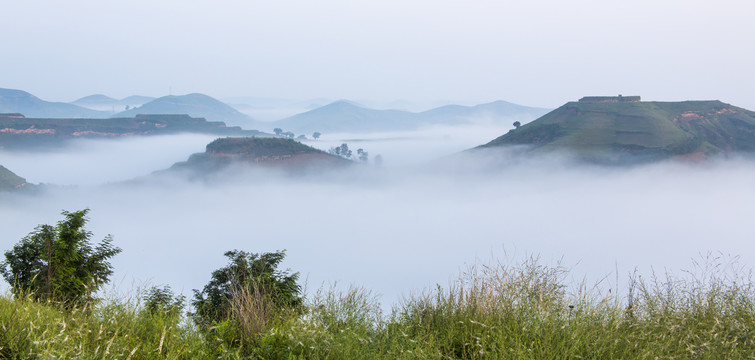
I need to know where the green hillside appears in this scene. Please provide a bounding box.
[166,137,351,176]
[0,165,27,191]
[479,99,755,162]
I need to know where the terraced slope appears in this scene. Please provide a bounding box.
[479,100,755,162]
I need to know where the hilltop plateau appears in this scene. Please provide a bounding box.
[476,97,755,163]
[165,137,351,178]
[0,113,268,150]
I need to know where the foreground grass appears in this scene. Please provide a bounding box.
[3,256,755,359]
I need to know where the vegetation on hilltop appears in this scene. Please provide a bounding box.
[205,137,327,157]
[480,100,755,163]
[166,137,351,178]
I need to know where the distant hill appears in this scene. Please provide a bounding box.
[165,137,351,177]
[72,94,118,106]
[114,93,261,128]
[122,95,155,105]
[72,94,155,112]
[418,100,551,125]
[476,97,755,163]
[0,88,109,118]
[272,100,550,133]
[0,113,269,150]
[0,164,29,191]
[273,100,416,133]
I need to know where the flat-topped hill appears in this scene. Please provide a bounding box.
[0,113,268,150]
[478,99,755,163]
[166,137,351,177]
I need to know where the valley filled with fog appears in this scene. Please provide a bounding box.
[1,125,753,307]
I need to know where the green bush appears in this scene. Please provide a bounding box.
[1,209,121,307]
[191,250,302,330]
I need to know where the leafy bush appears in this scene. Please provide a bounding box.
[191,250,302,329]
[142,285,186,318]
[0,209,121,307]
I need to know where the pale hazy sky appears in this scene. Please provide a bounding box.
[3,0,754,109]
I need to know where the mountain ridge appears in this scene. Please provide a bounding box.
[272,99,550,133]
[0,88,109,118]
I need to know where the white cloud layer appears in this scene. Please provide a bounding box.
[1,132,753,308]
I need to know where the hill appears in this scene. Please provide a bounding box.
[418,100,551,125]
[72,94,155,112]
[0,113,268,150]
[273,100,415,133]
[477,97,755,163]
[114,93,261,128]
[272,100,549,133]
[0,88,109,118]
[166,137,351,177]
[0,164,28,191]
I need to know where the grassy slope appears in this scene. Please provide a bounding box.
[0,165,26,190]
[2,256,754,359]
[482,101,755,160]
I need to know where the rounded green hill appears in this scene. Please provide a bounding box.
[479,97,755,163]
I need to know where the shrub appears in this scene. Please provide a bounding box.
[191,250,302,330]
[0,209,121,307]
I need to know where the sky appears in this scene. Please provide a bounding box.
[2,0,754,109]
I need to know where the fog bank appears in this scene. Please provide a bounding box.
[2,156,754,306]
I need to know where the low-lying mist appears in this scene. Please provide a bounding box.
[0,134,217,185]
[1,128,753,308]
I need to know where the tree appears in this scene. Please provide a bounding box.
[357,148,369,162]
[283,131,295,139]
[273,128,283,136]
[374,154,383,166]
[0,209,121,306]
[339,143,352,159]
[312,132,321,140]
[513,121,521,129]
[191,250,302,328]
[296,134,307,140]
[143,285,185,317]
